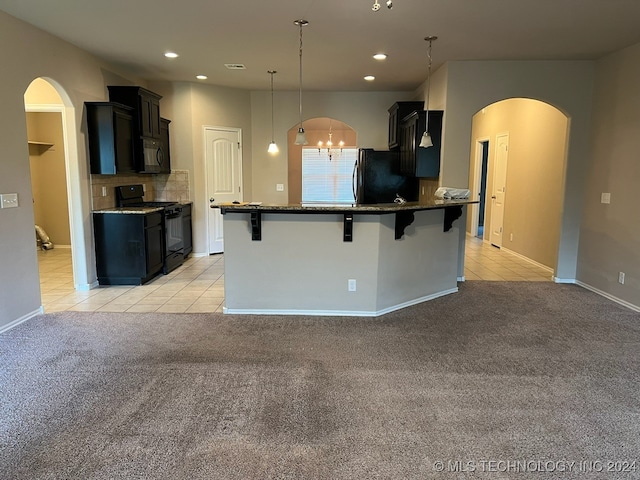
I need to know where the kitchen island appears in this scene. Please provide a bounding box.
[215,200,476,316]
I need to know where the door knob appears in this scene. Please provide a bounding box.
[209,198,215,203]
[491,195,497,199]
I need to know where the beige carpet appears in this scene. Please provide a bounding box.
[1,282,639,479]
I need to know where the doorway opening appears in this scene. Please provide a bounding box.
[466,98,569,281]
[24,77,90,310]
[471,139,489,239]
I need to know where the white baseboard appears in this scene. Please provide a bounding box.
[501,247,554,273]
[575,280,640,312]
[75,281,99,292]
[553,277,576,284]
[223,288,459,317]
[0,307,43,334]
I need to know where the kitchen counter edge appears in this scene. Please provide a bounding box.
[214,199,478,215]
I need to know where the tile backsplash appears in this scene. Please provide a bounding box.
[91,169,190,210]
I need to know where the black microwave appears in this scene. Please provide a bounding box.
[141,138,167,173]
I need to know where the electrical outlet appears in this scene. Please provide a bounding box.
[101,186,108,197]
[276,184,284,192]
[421,186,425,196]
[601,192,611,204]
[510,233,513,241]
[0,193,18,209]
[348,279,357,292]
[619,272,625,284]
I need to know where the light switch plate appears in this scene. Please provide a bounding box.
[0,193,18,209]
[601,192,611,204]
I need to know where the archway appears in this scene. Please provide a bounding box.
[24,77,91,297]
[467,97,569,274]
[287,117,357,204]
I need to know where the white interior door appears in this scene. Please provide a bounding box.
[205,127,242,254]
[490,133,509,247]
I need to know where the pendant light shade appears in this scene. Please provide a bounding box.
[419,132,433,148]
[419,35,437,149]
[267,70,279,154]
[294,19,309,145]
[268,141,279,154]
[295,128,308,145]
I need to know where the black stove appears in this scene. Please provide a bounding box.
[115,184,184,274]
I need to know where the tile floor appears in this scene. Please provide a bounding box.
[464,235,553,281]
[38,249,225,314]
[37,236,551,314]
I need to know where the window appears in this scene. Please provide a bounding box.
[302,147,357,204]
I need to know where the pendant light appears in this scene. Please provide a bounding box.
[419,35,438,149]
[294,19,309,145]
[267,70,279,154]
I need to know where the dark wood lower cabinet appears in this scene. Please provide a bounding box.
[93,211,164,285]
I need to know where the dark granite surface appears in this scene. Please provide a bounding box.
[214,199,477,214]
[94,201,193,214]
[93,206,165,215]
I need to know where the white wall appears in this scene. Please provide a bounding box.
[577,42,640,308]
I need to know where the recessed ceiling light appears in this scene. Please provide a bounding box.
[373,53,387,60]
[164,52,179,58]
[364,75,375,81]
[196,75,208,80]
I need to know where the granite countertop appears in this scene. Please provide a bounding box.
[213,198,478,214]
[93,206,165,214]
[93,201,192,214]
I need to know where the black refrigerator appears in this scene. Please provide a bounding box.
[353,148,419,204]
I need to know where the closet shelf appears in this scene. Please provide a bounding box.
[28,141,54,154]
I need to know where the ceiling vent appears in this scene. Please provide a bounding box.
[224,64,246,70]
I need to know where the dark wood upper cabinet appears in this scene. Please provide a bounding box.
[85,102,136,175]
[388,101,424,150]
[108,86,162,139]
[106,86,170,174]
[399,110,443,178]
[158,117,171,174]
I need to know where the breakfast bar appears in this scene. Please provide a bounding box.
[215,200,476,316]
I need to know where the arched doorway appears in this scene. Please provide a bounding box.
[287,117,357,204]
[466,98,569,279]
[24,77,91,301]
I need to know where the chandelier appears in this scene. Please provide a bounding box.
[317,122,345,161]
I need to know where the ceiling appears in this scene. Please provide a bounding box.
[2,0,640,92]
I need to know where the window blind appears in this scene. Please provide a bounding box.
[301,147,357,204]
